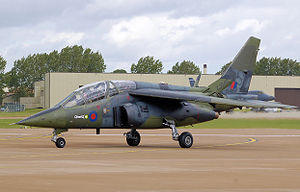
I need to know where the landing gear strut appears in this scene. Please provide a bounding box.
[51,128,68,148]
[163,119,179,140]
[124,129,141,146]
[163,119,193,148]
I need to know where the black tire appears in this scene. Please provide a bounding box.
[179,132,193,148]
[126,131,141,146]
[55,137,66,148]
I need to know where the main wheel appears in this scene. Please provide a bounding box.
[55,137,66,148]
[178,132,193,148]
[126,131,141,146]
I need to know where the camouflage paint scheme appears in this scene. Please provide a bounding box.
[17,81,220,129]
[16,36,296,148]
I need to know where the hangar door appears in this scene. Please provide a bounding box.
[275,88,300,108]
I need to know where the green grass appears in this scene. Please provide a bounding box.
[0,109,43,117]
[183,119,300,129]
[0,119,23,128]
[233,108,252,112]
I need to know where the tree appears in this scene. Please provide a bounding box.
[167,60,200,74]
[216,57,300,76]
[215,62,231,75]
[254,57,300,76]
[113,69,127,73]
[58,46,105,73]
[0,56,6,104]
[6,45,105,98]
[131,56,163,74]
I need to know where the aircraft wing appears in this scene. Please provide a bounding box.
[129,89,297,109]
[243,100,297,109]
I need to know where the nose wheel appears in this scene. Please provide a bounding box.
[51,129,68,148]
[55,137,66,148]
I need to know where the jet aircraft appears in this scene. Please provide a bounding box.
[16,36,296,148]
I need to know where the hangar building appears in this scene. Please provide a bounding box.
[40,73,300,108]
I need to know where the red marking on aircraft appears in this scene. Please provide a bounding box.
[90,113,96,120]
[230,81,236,90]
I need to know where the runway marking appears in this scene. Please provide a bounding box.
[0,137,258,160]
[195,137,257,148]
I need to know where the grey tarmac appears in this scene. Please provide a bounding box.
[1,128,300,192]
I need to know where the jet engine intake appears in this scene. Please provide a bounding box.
[120,103,143,127]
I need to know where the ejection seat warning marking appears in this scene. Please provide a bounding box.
[74,115,86,119]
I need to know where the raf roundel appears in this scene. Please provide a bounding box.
[89,111,98,122]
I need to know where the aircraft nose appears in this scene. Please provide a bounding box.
[269,96,275,101]
[16,106,63,127]
[16,116,39,126]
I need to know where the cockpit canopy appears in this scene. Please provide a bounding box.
[57,80,136,108]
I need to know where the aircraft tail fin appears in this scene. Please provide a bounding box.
[189,78,195,87]
[194,73,201,87]
[206,36,260,95]
[188,73,201,87]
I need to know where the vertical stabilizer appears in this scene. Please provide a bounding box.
[207,36,260,95]
[188,73,201,87]
[194,73,201,87]
[189,78,195,87]
[221,36,260,94]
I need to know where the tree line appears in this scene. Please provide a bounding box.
[0,44,300,103]
[216,57,300,76]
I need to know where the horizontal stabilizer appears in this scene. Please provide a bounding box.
[129,89,297,109]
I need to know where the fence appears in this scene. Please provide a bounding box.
[0,103,25,112]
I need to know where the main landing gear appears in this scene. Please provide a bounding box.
[51,128,68,148]
[163,119,193,148]
[124,120,193,148]
[124,129,141,146]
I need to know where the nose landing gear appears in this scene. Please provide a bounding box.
[55,137,66,148]
[51,128,68,148]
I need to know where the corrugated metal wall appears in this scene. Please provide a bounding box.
[275,88,300,107]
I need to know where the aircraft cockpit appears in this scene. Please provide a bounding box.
[57,80,136,108]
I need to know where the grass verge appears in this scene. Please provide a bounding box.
[0,119,23,128]
[183,119,300,129]
[0,109,44,117]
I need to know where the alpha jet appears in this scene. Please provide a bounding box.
[16,36,295,148]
